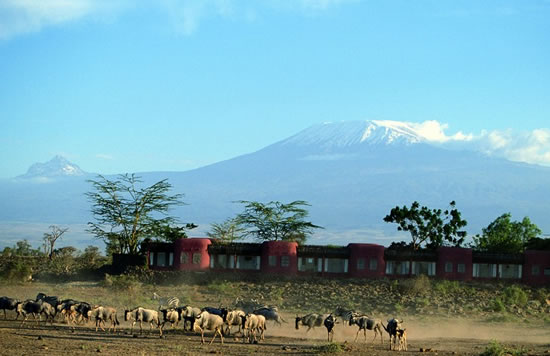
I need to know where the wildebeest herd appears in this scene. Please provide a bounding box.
[0,293,407,350]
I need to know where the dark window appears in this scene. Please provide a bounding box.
[268,255,277,267]
[180,252,189,264]
[192,253,202,265]
[532,265,540,276]
[544,268,550,276]
[445,262,453,273]
[281,256,290,267]
[457,263,466,273]
[357,258,365,270]
[369,259,378,271]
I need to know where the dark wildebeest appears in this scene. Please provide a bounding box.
[323,314,337,342]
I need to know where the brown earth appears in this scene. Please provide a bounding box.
[1,280,549,355]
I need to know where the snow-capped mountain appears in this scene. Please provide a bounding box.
[1,121,549,248]
[281,120,425,148]
[16,155,86,180]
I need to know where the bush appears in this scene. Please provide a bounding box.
[491,297,506,312]
[1,259,33,283]
[503,285,528,307]
[316,342,343,353]
[434,280,462,295]
[480,340,525,356]
[102,273,142,292]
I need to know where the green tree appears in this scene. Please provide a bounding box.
[153,223,198,243]
[383,201,468,250]
[86,174,185,255]
[235,200,322,244]
[472,213,541,253]
[207,218,245,243]
[76,246,108,269]
[43,225,69,259]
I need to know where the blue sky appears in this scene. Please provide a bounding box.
[1,0,549,179]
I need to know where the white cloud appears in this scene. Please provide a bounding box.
[476,128,550,167]
[0,0,128,40]
[411,120,473,143]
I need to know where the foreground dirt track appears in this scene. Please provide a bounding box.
[1,317,550,356]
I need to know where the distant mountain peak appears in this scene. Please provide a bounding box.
[281,120,426,148]
[17,155,86,180]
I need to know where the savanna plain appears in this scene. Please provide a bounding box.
[1,273,549,356]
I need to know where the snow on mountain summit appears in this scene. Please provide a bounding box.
[280,120,471,149]
[17,155,86,180]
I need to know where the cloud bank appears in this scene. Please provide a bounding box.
[418,121,550,167]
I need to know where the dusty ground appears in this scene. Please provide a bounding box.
[1,281,549,355]
[1,314,549,356]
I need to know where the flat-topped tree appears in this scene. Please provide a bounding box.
[235,200,322,244]
[86,174,185,255]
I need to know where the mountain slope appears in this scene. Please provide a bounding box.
[1,121,549,247]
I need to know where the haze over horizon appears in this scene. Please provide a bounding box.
[1,1,549,179]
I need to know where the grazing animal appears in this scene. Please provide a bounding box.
[201,306,228,321]
[349,315,384,343]
[35,293,59,309]
[180,305,201,331]
[0,296,19,319]
[295,313,329,332]
[160,308,180,330]
[382,318,403,350]
[396,328,407,351]
[240,313,266,343]
[74,302,93,324]
[125,307,162,336]
[334,306,358,326]
[324,314,337,342]
[57,299,80,324]
[235,297,264,314]
[253,306,285,325]
[16,300,54,327]
[89,306,119,332]
[224,309,246,335]
[152,292,179,310]
[193,311,225,345]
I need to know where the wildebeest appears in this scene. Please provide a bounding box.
[124,307,162,336]
[349,315,384,343]
[16,300,55,327]
[179,305,201,331]
[396,328,408,351]
[295,313,329,332]
[0,296,19,319]
[89,306,120,332]
[160,308,180,330]
[194,311,225,345]
[253,306,285,325]
[224,309,246,335]
[324,314,337,342]
[201,306,228,321]
[240,313,266,344]
[35,293,59,309]
[382,318,403,350]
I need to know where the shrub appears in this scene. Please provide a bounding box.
[491,297,506,312]
[316,342,343,353]
[480,340,525,356]
[1,259,33,283]
[434,280,462,295]
[102,273,142,292]
[503,285,528,307]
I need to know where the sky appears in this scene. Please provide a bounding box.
[1,0,549,179]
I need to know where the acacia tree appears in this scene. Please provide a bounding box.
[472,213,541,253]
[43,225,69,259]
[383,201,467,250]
[235,200,322,244]
[207,218,246,243]
[86,174,185,255]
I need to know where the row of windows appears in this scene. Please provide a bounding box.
[150,252,550,279]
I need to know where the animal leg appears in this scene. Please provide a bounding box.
[354,328,360,342]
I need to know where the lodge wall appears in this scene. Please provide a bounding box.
[144,238,550,286]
